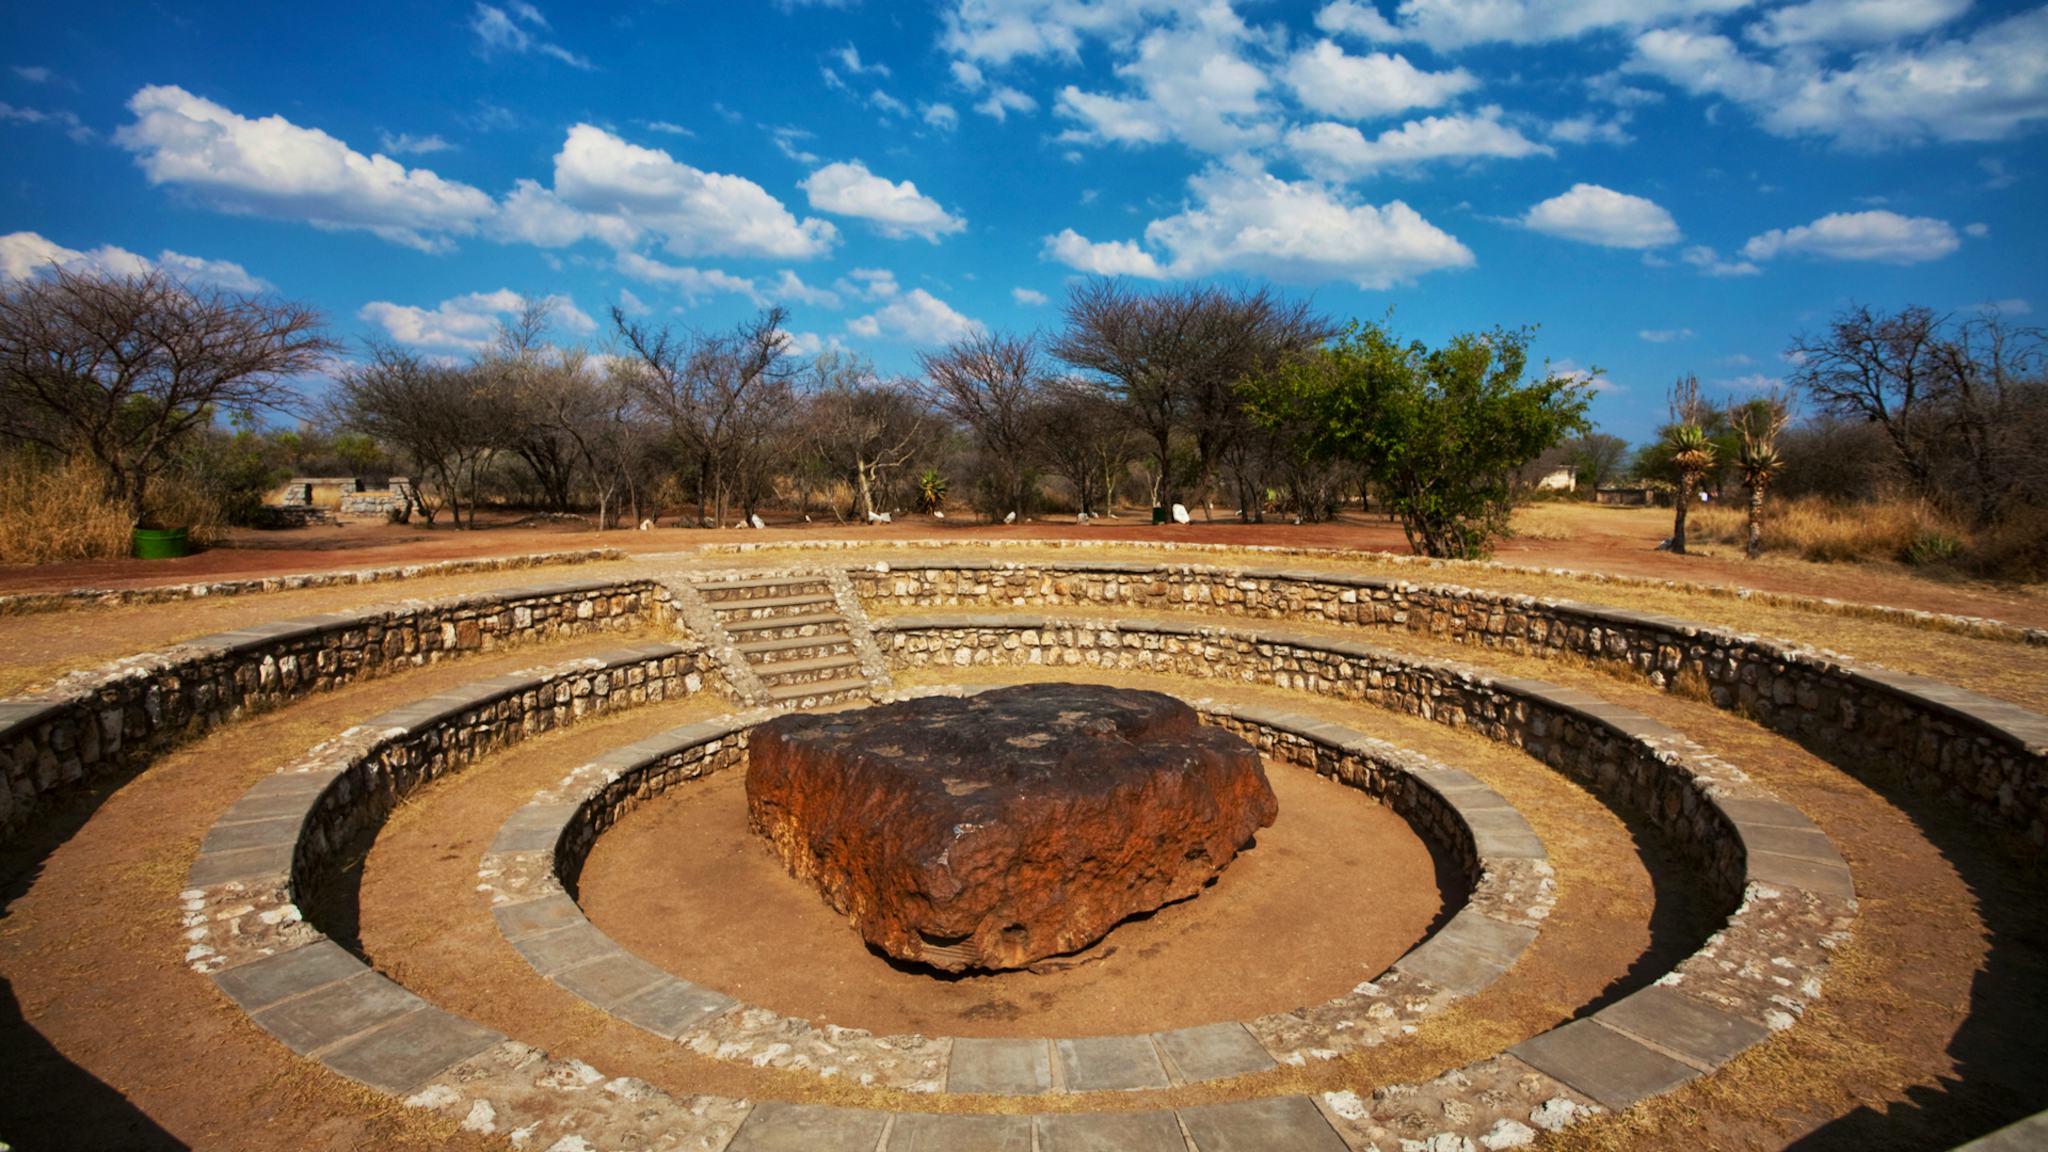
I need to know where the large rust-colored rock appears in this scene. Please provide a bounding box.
[745,683,1278,972]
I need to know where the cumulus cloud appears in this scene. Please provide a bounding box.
[799,160,965,241]
[537,124,838,259]
[1628,10,2048,146]
[1521,184,1680,249]
[772,270,844,309]
[1747,0,1972,47]
[0,230,271,291]
[941,0,1182,65]
[360,289,595,352]
[1637,327,1695,343]
[378,131,453,155]
[115,85,496,251]
[1012,287,1049,305]
[0,101,93,143]
[1740,210,1961,264]
[1285,108,1551,177]
[1680,244,1762,277]
[1052,3,1279,153]
[1045,162,1473,289]
[922,102,960,130]
[1283,40,1476,120]
[847,288,981,343]
[976,85,1039,120]
[615,252,764,303]
[1314,0,1403,40]
[1319,0,1756,50]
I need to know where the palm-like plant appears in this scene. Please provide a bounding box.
[914,468,948,514]
[1734,395,1790,559]
[1666,423,1717,555]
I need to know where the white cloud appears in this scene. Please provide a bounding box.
[976,85,1039,121]
[772,270,843,309]
[869,89,911,117]
[360,289,594,352]
[1638,327,1695,343]
[546,124,838,259]
[1964,221,1989,238]
[1629,10,2048,146]
[922,102,960,131]
[1284,40,1476,120]
[642,120,693,136]
[800,160,965,241]
[1285,107,1551,177]
[1680,244,1762,277]
[841,267,901,299]
[470,2,592,69]
[494,179,639,249]
[0,101,93,143]
[771,126,820,164]
[616,252,763,302]
[0,230,271,291]
[1044,228,1167,277]
[847,288,981,343]
[12,65,54,84]
[1012,286,1050,305]
[116,85,497,251]
[1741,210,1960,264]
[1748,0,1971,47]
[833,44,890,77]
[1980,297,2031,315]
[1547,112,1633,145]
[1053,3,1279,153]
[1521,184,1680,248]
[379,131,453,155]
[1047,162,1473,289]
[940,0,1182,65]
[1315,0,1403,40]
[615,287,650,316]
[1389,0,1756,50]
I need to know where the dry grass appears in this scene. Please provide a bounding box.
[1690,495,1967,567]
[0,455,134,564]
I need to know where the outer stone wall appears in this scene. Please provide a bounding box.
[854,562,2048,848]
[0,578,672,843]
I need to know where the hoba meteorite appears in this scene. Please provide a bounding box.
[745,683,1278,972]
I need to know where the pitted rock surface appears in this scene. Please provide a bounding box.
[745,682,1278,971]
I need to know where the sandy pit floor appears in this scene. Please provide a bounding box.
[577,761,1450,1039]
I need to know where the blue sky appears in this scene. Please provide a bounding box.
[2,0,2043,444]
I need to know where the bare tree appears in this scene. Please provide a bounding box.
[1787,304,2047,525]
[613,305,798,527]
[919,331,1048,521]
[332,344,504,527]
[0,265,335,525]
[1035,381,1138,517]
[801,354,930,522]
[1052,280,1334,513]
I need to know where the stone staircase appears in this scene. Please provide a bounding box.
[669,570,889,709]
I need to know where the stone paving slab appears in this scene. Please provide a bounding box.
[511,920,622,975]
[1054,1035,1170,1092]
[251,968,423,1055]
[1745,848,1857,898]
[199,814,304,854]
[187,842,295,887]
[947,1037,1051,1094]
[1510,1018,1702,1109]
[611,976,736,1038]
[1596,984,1771,1071]
[1036,1110,1188,1152]
[1393,910,1535,995]
[1154,1022,1275,1083]
[320,1004,505,1095]
[491,892,585,940]
[553,950,670,1009]
[211,937,365,1012]
[1735,820,1843,864]
[1181,1096,1348,1152]
[727,1101,890,1152]
[1714,796,1818,829]
[489,804,581,854]
[885,1113,1033,1152]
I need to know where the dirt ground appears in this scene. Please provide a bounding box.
[3,503,2041,627]
[578,762,1446,1039]
[1,534,2045,1151]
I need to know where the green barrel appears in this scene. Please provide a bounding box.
[131,527,189,559]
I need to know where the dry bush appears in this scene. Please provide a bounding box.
[0,454,133,563]
[143,480,228,547]
[1690,495,1967,565]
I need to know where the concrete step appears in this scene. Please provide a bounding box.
[764,676,871,705]
[724,610,846,635]
[752,654,862,685]
[697,576,831,601]
[735,632,854,657]
[711,592,836,615]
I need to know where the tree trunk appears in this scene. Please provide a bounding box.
[1672,477,1692,554]
[1746,484,1765,559]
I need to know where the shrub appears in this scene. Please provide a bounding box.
[0,454,134,563]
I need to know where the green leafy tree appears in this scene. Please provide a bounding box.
[1241,320,1591,559]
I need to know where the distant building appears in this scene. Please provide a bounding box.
[1534,467,1576,493]
[1594,485,1673,507]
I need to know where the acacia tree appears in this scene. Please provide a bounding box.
[1788,304,2046,526]
[613,305,797,527]
[919,331,1047,521]
[800,353,931,522]
[1052,281,1333,512]
[333,344,504,527]
[1241,320,1589,558]
[1035,380,1138,516]
[1732,391,1791,559]
[0,265,334,525]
